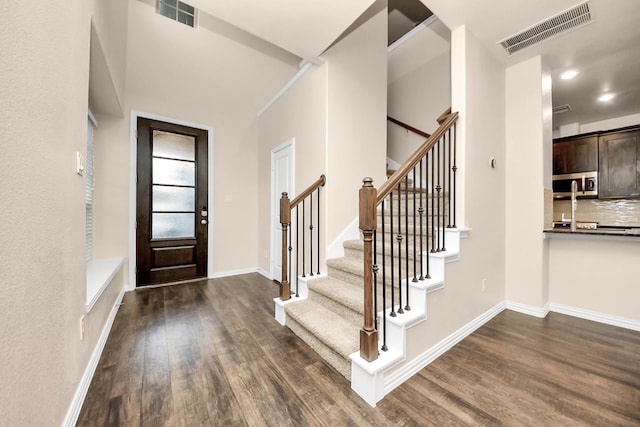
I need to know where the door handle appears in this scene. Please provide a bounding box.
[201,219,208,225]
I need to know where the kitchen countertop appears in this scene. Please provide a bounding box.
[544,226,640,240]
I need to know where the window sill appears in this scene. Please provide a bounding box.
[86,258,124,312]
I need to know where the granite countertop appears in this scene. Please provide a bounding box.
[544,226,640,238]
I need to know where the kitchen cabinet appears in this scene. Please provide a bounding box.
[599,129,640,198]
[553,135,598,175]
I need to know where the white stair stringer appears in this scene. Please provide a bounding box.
[350,227,470,407]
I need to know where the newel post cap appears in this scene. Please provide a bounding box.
[362,177,374,188]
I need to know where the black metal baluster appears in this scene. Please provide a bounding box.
[296,206,299,297]
[447,127,452,228]
[440,136,446,252]
[302,199,306,277]
[390,192,396,317]
[396,183,403,315]
[317,187,321,275]
[404,175,410,311]
[418,159,424,280]
[431,147,436,253]
[310,194,314,276]
[373,230,378,331]
[412,167,417,283]
[437,138,442,252]
[453,122,457,228]
[288,225,292,296]
[425,154,431,279]
[381,201,387,351]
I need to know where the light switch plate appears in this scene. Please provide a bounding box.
[76,151,85,176]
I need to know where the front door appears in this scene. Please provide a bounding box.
[136,117,208,286]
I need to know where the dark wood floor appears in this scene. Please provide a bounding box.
[78,273,640,426]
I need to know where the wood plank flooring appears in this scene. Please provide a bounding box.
[78,273,640,426]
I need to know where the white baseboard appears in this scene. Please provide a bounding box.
[257,268,272,280]
[326,218,360,260]
[505,300,550,318]
[549,303,640,332]
[383,301,505,395]
[63,287,125,427]
[209,267,263,279]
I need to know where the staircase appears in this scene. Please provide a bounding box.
[274,108,462,406]
[276,189,466,366]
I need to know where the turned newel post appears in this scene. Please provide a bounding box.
[280,192,291,301]
[359,177,378,361]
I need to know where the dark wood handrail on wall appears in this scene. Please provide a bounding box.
[387,116,431,140]
[279,175,326,301]
[359,108,459,362]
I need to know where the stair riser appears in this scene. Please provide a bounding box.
[285,316,351,380]
[308,288,363,325]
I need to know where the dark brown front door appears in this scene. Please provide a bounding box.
[136,117,208,286]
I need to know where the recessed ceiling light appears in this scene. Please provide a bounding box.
[560,70,579,80]
[598,93,615,102]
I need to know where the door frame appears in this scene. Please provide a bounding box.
[129,110,214,290]
[270,138,295,281]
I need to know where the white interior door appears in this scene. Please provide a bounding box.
[271,139,294,282]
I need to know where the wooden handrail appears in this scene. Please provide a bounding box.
[290,174,326,208]
[377,110,458,204]
[279,174,326,301]
[436,107,452,125]
[387,116,431,139]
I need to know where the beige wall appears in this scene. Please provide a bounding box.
[548,237,640,321]
[0,1,126,425]
[257,66,329,274]
[505,56,549,308]
[100,0,299,281]
[395,25,507,367]
[387,20,451,165]
[324,7,388,244]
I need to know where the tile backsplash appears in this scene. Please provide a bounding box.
[554,198,640,227]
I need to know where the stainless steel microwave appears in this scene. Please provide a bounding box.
[552,171,598,199]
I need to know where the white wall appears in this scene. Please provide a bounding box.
[395,25,507,367]
[257,66,329,274]
[548,237,640,322]
[387,20,451,165]
[324,6,388,244]
[0,1,127,425]
[505,56,549,309]
[387,51,451,164]
[554,112,640,138]
[102,0,299,282]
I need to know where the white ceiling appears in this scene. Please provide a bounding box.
[423,0,640,129]
[187,0,375,60]
[184,0,639,130]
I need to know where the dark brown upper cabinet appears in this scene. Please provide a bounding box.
[599,129,640,198]
[552,135,598,175]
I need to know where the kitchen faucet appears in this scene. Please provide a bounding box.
[571,180,577,232]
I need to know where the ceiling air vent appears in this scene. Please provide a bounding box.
[553,104,572,114]
[498,1,592,55]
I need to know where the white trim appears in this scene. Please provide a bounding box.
[505,300,550,318]
[383,301,505,397]
[270,139,295,281]
[257,267,272,280]
[326,217,360,260]
[129,110,214,288]
[257,62,313,117]
[62,287,125,427]
[549,303,640,332]
[86,258,124,312]
[388,15,439,53]
[386,157,401,171]
[208,267,262,279]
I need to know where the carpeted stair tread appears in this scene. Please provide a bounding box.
[308,276,365,316]
[285,299,359,360]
